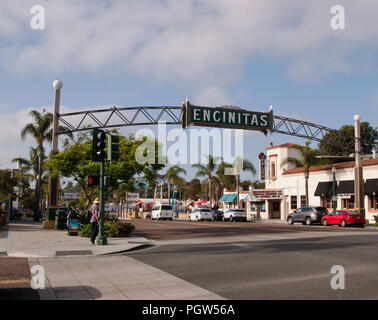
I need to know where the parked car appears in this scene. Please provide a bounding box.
[321,210,365,227]
[150,205,173,221]
[211,210,224,221]
[146,210,152,219]
[223,209,247,222]
[287,206,329,225]
[189,208,212,221]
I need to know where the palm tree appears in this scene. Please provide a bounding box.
[192,155,221,209]
[280,141,320,206]
[233,156,256,208]
[214,161,234,204]
[20,109,54,221]
[21,109,73,221]
[165,165,187,204]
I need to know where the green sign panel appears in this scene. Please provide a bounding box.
[182,102,273,132]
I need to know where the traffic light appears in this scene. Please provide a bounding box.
[88,175,100,187]
[107,133,120,162]
[92,129,106,162]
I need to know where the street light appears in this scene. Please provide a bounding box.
[332,165,337,211]
[44,79,63,229]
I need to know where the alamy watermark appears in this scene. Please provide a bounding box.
[330,5,345,30]
[134,122,245,174]
[30,265,45,290]
[30,5,45,30]
[330,265,345,290]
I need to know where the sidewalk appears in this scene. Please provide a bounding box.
[5,218,153,258]
[0,257,39,300]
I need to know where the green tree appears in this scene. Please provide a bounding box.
[0,169,16,201]
[184,178,202,200]
[319,122,378,156]
[213,161,234,204]
[233,156,256,208]
[240,180,253,191]
[192,155,221,208]
[280,141,322,206]
[45,132,164,210]
[21,109,72,221]
[166,165,187,204]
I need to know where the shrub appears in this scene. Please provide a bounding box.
[373,215,378,227]
[78,220,135,238]
[78,223,92,237]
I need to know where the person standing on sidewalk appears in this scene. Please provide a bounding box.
[90,198,100,245]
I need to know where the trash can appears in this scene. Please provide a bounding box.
[55,211,67,229]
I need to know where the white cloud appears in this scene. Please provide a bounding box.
[192,86,234,106]
[0,0,377,85]
[0,104,81,168]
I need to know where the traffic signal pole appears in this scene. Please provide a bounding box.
[96,160,107,245]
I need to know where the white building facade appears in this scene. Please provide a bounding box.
[251,143,378,223]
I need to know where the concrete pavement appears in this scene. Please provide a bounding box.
[29,255,225,300]
[5,218,152,258]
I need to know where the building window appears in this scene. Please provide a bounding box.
[322,197,332,209]
[342,196,354,210]
[291,196,297,210]
[369,194,378,210]
[348,195,355,209]
[300,195,306,207]
[271,163,276,178]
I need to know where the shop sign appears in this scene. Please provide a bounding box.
[249,189,283,199]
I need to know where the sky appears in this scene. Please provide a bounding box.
[0,0,377,181]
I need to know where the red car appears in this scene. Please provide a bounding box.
[321,210,365,227]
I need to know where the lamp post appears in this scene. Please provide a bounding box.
[44,80,63,229]
[353,114,365,218]
[332,165,337,211]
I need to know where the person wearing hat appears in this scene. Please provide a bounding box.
[90,198,100,245]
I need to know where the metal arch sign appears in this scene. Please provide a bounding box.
[182,102,273,132]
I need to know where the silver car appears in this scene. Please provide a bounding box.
[287,206,329,225]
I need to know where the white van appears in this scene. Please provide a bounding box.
[151,205,173,221]
[189,208,212,222]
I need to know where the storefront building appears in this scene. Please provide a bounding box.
[219,189,249,211]
[254,143,378,223]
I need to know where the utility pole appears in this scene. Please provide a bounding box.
[353,114,365,219]
[44,80,63,229]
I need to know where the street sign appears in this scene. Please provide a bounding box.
[182,101,273,132]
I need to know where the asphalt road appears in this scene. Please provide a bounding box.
[128,222,378,299]
[131,219,374,240]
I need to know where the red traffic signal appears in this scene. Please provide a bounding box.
[88,175,100,186]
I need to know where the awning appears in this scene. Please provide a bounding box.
[219,194,237,202]
[336,180,354,195]
[314,181,333,197]
[365,179,378,195]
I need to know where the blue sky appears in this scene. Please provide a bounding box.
[0,0,377,181]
